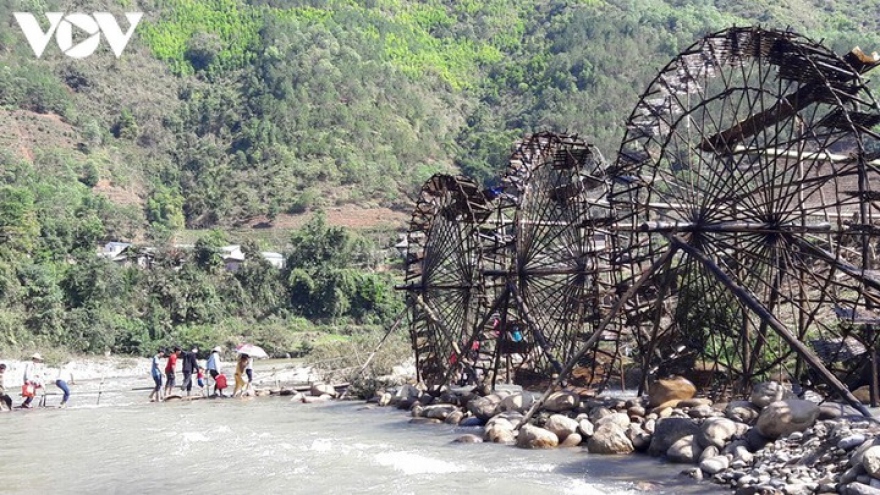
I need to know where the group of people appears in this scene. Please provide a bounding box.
[149,346,255,402]
[0,353,74,410]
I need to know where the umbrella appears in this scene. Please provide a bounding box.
[235,343,268,359]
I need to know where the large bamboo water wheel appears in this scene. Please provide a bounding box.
[401,175,493,390]
[480,133,617,389]
[607,26,880,410]
[400,27,880,414]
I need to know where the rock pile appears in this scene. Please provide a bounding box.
[371,377,880,494]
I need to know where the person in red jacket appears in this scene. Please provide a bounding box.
[163,347,180,397]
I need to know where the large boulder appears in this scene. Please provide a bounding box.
[516,424,559,449]
[698,417,739,449]
[423,403,458,420]
[577,418,595,438]
[863,446,880,479]
[487,411,525,430]
[647,377,696,408]
[498,392,536,414]
[755,399,820,439]
[587,423,634,455]
[544,391,579,412]
[485,418,516,444]
[666,435,701,464]
[700,455,730,475]
[626,424,652,452]
[560,432,583,448]
[545,414,579,442]
[390,384,421,409]
[595,412,630,429]
[648,417,700,456]
[310,383,337,398]
[467,394,503,421]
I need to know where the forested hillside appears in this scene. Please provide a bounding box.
[1,0,879,357]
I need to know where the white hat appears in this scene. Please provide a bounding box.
[213,346,222,353]
[31,353,42,361]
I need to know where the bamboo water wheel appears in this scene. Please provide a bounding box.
[400,27,880,412]
[608,27,880,406]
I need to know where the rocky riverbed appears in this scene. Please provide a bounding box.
[367,378,880,495]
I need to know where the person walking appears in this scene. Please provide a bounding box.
[55,361,75,408]
[180,347,199,396]
[149,348,166,402]
[206,346,224,397]
[233,354,250,397]
[163,347,180,397]
[0,363,12,411]
[20,353,44,408]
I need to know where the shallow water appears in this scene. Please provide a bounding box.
[0,375,730,495]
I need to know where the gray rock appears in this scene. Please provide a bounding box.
[587,423,634,454]
[423,403,458,420]
[310,383,337,398]
[648,417,700,457]
[863,446,880,479]
[699,445,719,462]
[841,434,868,451]
[745,428,772,452]
[726,400,761,424]
[498,392,535,414]
[485,418,514,443]
[459,416,483,427]
[755,400,819,439]
[626,424,652,452]
[666,434,701,464]
[577,418,595,438]
[545,414,579,442]
[516,423,559,449]
[855,440,880,467]
[560,432,583,448]
[445,410,464,425]
[467,394,503,421]
[699,417,739,448]
[700,455,730,474]
[846,482,880,495]
[595,412,630,428]
[543,391,578,412]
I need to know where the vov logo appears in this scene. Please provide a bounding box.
[14,12,143,59]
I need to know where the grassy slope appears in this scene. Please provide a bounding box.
[2,0,880,250]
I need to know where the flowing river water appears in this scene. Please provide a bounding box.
[0,362,729,494]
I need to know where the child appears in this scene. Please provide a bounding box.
[196,367,205,393]
[214,373,228,398]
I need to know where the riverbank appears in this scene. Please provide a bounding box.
[366,378,880,495]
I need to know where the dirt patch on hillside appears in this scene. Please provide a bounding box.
[92,179,144,207]
[247,205,410,231]
[0,109,81,161]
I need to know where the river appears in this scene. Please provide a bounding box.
[0,366,729,494]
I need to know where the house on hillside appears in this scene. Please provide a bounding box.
[261,251,285,269]
[98,241,131,261]
[97,241,156,268]
[221,245,245,272]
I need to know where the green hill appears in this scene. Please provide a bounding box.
[1,0,879,357]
